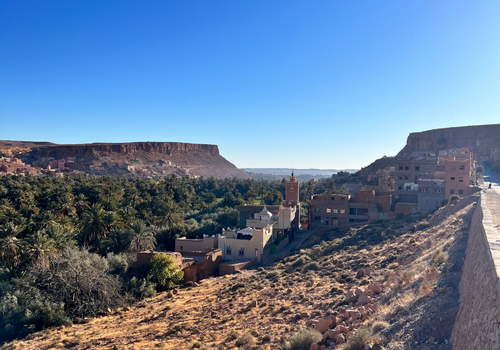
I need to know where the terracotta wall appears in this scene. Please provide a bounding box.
[451,194,500,348]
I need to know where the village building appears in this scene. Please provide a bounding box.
[309,194,350,226]
[417,179,446,213]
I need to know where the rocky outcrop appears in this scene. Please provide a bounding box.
[397,124,500,161]
[20,141,249,179]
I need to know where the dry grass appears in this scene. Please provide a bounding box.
[419,280,435,297]
[400,269,415,284]
[432,249,449,266]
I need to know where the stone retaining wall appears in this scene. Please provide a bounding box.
[451,194,500,349]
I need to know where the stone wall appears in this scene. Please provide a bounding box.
[451,194,500,349]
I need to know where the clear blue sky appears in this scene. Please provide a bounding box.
[1,1,499,169]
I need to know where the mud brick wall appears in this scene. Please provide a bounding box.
[451,194,500,349]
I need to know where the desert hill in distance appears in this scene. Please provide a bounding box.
[0,141,249,179]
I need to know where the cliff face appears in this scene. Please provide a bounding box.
[397,124,500,160]
[22,142,249,179]
[32,142,220,159]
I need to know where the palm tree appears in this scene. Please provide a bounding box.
[128,220,156,253]
[103,227,130,254]
[57,193,77,217]
[23,229,57,266]
[74,193,90,215]
[80,203,108,247]
[156,202,184,243]
[46,223,77,250]
[0,222,25,271]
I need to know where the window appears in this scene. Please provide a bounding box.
[459,177,463,182]
[415,166,420,171]
[326,208,331,213]
[239,248,244,256]
[398,186,403,190]
[341,197,345,201]
[399,176,403,180]
[226,248,231,255]
[450,177,455,180]
[331,197,335,200]
[404,176,408,180]
[421,187,428,192]
[314,216,321,221]
[340,209,345,214]
[405,166,409,170]
[180,246,183,251]
[333,209,338,213]
[290,187,294,192]
[435,188,442,193]
[399,166,403,170]
[450,189,455,194]
[349,208,356,215]
[459,165,465,170]
[458,189,463,195]
[315,208,320,213]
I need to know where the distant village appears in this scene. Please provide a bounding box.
[0,155,195,178]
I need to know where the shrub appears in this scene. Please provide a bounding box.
[126,276,157,300]
[344,327,386,350]
[29,248,125,318]
[419,280,434,297]
[235,332,254,346]
[148,253,184,290]
[400,269,415,284]
[432,249,449,266]
[288,328,322,350]
[440,199,449,207]
[450,195,459,203]
[302,262,320,273]
[106,252,133,275]
[0,278,68,344]
[371,321,389,333]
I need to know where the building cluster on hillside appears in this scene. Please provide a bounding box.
[136,173,302,279]
[0,157,41,176]
[309,148,478,228]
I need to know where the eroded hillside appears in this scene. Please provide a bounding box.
[1,196,478,350]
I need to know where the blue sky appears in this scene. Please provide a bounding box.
[1,1,499,169]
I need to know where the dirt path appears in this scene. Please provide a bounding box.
[483,170,500,233]
[261,227,320,266]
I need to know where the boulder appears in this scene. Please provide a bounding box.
[363,268,371,276]
[247,300,258,308]
[346,308,361,320]
[356,269,365,278]
[314,317,333,333]
[334,333,346,344]
[322,329,341,342]
[356,295,368,306]
[310,342,319,350]
[334,325,350,334]
[345,290,358,303]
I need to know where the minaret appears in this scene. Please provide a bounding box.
[285,169,299,206]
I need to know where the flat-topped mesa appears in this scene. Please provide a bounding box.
[32,142,220,159]
[397,124,500,161]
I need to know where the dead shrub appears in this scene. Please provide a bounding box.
[287,328,322,350]
[400,269,415,284]
[371,321,389,333]
[344,327,386,350]
[387,262,399,270]
[235,332,254,347]
[419,280,435,297]
[432,249,448,266]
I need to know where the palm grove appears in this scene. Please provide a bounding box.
[0,174,331,343]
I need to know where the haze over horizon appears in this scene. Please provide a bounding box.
[1,1,499,169]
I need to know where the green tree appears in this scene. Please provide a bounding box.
[80,203,108,247]
[148,253,183,290]
[103,227,130,254]
[23,230,57,266]
[128,220,156,253]
[0,222,25,271]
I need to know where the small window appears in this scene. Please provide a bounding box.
[314,216,321,221]
[326,208,331,213]
[180,246,183,251]
[341,197,345,201]
[340,209,345,214]
[331,197,335,200]
[421,187,428,192]
[450,189,455,194]
[415,166,420,171]
[459,165,465,170]
[435,188,442,193]
[450,177,455,180]
[333,209,338,213]
[398,186,403,190]
[399,166,403,170]
[289,187,294,192]
[459,177,463,182]
[405,166,409,170]
[239,249,244,256]
[315,208,320,213]
[458,189,463,195]
[404,176,408,180]
[226,249,231,255]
